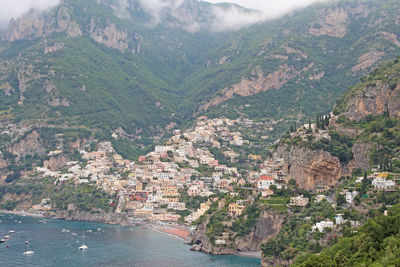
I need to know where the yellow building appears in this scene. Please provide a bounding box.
[228,203,245,216]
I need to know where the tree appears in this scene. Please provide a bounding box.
[336,193,346,206]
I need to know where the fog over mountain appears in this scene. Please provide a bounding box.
[0,0,60,29]
[204,0,331,27]
[0,0,331,32]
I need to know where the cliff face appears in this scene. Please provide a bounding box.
[201,63,314,111]
[275,58,400,191]
[5,7,82,42]
[275,145,351,191]
[189,209,285,255]
[234,210,286,252]
[341,81,400,121]
[9,131,46,160]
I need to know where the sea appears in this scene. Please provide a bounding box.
[0,213,261,267]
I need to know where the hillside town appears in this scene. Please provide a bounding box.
[30,116,399,234]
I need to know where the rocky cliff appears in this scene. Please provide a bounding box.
[189,209,285,255]
[5,7,82,42]
[275,57,400,191]
[9,130,46,160]
[54,210,132,226]
[340,80,400,121]
[275,145,348,191]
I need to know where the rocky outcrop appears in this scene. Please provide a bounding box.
[189,209,285,255]
[89,22,129,52]
[352,51,385,72]
[5,7,82,42]
[342,81,400,121]
[201,63,314,111]
[9,131,46,159]
[55,210,132,226]
[352,142,373,171]
[189,215,233,255]
[44,154,70,171]
[234,210,285,251]
[44,43,65,54]
[48,98,71,107]
[275,145,352,191]
[309,8,349,38]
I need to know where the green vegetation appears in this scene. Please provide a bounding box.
[0,0,399,148]
[262,200,336,261]
[231,204,260,236]
[294,204,400,266]
[0,178,117,213]
[312,131,354,164]
[335,57,400,115]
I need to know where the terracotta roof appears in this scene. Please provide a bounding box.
[259,176,274,181]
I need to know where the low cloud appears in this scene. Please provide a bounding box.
[0,0,59,29]
[210,5,264,32]
[208,0,331,31]
[138,0,330,32]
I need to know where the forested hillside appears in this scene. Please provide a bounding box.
[0,0,399,155]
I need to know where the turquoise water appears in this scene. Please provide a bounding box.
[0,214,260,267]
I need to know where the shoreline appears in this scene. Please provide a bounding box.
[0,210,261,260]
[0,210,45,218]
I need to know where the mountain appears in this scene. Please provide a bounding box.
[0,0,399,160]
[187,57,400,266]
[275,56,400,192]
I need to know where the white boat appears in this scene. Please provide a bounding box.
[0,239,6,242]
[23,242,34,255]
[4,235,11,239]
[8,230,15,234]
[78,234,88,250]
[78,245,88,250]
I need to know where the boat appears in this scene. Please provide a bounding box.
[3,235,11,239]
[8,230,15,234]
[78,234,88,250]
[23,242,34,255]
[78,244,88,250]
[0,239,6,243]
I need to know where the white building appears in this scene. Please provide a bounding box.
[256,176,275,190]
[168,202,186,211]
[312,220,334,232]
[372,178,395,190]
[346,191,358,204]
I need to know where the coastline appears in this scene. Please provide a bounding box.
[0,210,261,260]
[0,210,45,218]
[0,209,190,241]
